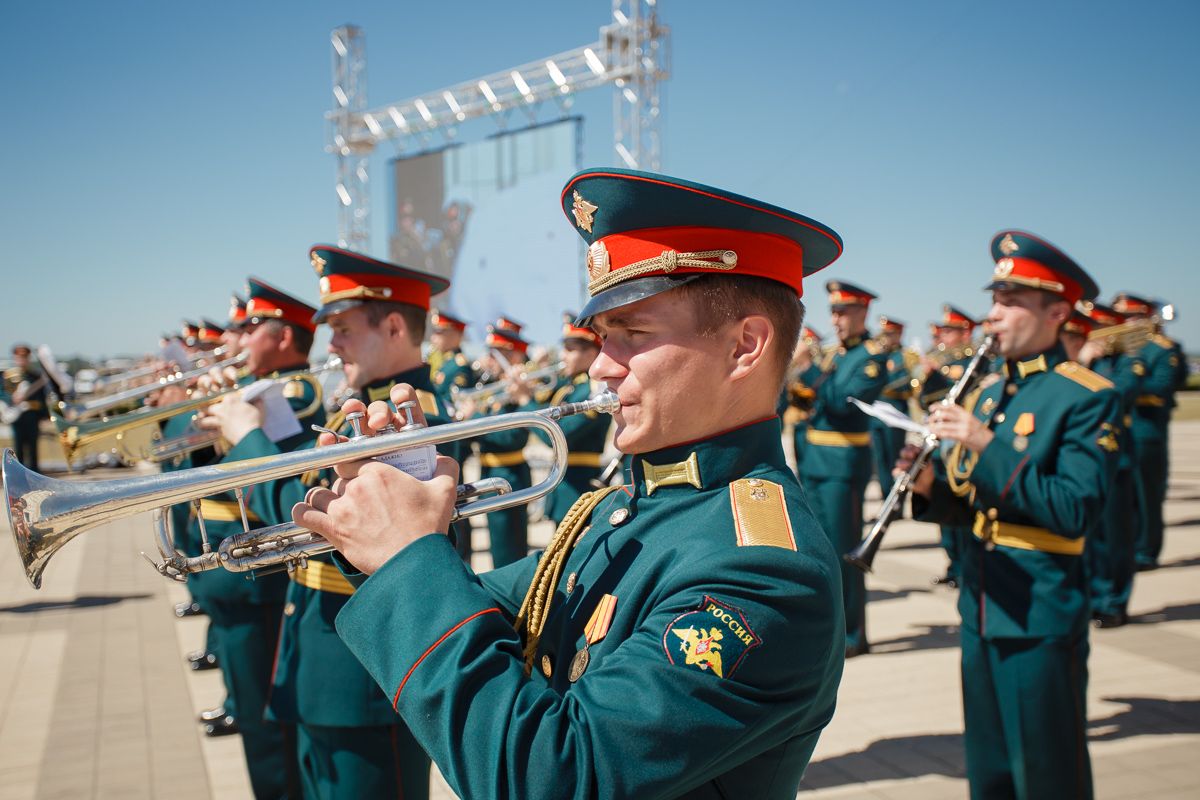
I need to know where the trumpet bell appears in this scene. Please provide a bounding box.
[5,450,81,589]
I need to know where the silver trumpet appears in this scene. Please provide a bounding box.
[5,390,621,589]
[451,361,565,408]
[61,352,248,422]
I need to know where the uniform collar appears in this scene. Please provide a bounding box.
[1001,342,1064,383]
[630,416,785,497]
[840,333,866,349]
[264,361,310,380]
[361,363,432,402]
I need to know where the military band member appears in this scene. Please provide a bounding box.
[871,315,914,498]
[466,325,534,568]
[521,315,609,526]
[188,277,325,795]
[294,167,845,799]
[922,304,983,588]
[907,230,1119,799]
[428,308,476,400]
[797,281,888,658]
[5,344,54,471]
[1069,303,1144,627]
[1111,292,1181,570]
[494,314,524,334]
[784,325,823,469]
[256,246,459,800]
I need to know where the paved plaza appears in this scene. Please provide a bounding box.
[1,423,1197,799]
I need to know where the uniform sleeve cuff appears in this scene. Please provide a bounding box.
[224,428,279,461]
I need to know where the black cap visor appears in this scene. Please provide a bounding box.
[575,275,702,327]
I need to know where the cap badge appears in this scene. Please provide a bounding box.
[994,258,1014,279]
[311,252,327,276]
[999,234,1019,256]
[586,241,610,284]
[572,191,598,233]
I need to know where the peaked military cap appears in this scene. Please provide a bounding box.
[198,319,225,343]
[494,315,524,334]
[228,293,249,330]
[878,315,905,332]
[181,320,200,344]
[309,245,449,324]
[1062,310,1094,337]
[987,230,1098,304]
[801,326,824,343]
[1082,301,1125,328]
[560,167,842,323]
[431,309,468,332]
[1110,292,1155,316]
[245,277,318,333]
[485,326,529,355]
[825,281,876,309]
[936,304,977,330]
[561,311,602,347]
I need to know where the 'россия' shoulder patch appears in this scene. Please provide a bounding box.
[663,596,762,679]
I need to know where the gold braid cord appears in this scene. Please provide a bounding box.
[514,485,623,676]
[947,386,985,498]
[587,249,737,295]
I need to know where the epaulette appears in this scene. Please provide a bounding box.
[729,479,796,551]
[1054,361,1114,392]
[415,389,440,417]
[283,374,323,420]
[864,339,882,356]
[1152,333,1175,350]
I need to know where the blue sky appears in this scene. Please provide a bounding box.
[3,0,1197,358]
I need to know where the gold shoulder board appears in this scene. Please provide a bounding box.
[1055,362,1114,392]
[864,340,882,356]
[729,479,796,550]
[416,389,439,417]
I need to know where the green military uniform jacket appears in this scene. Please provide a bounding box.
[798,335,889,481]
[915,344,1120,638]
[1130,334,1179,444]
[185,369,325,606]
[432,348,476,402]
[918,352,975,408]
[335,417,845,799]
[267,364,458,727]
[1090,352,1143,470]
[527,372,611,522]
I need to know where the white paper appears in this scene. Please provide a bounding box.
[242,381,302,443]
[850,397,931,437]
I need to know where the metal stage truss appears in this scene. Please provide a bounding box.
[326,0,670,252]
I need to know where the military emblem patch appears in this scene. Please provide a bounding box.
[1096,422,1120,453]
[663,596,761,680]
[572,191,598,232]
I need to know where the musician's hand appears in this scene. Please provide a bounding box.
[928,404,993,454]
[196,395,263,447]
[893,443,934,497]
[1077,340,1105,366]
[292,454,460,575]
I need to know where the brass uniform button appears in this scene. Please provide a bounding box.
[565,572,577,595]
[987,508,999,521]
[995,412,1006,424]
[283,603,296,617]
[541,655,553,678]
[609,507,630,526]
[1006,384,1018,396]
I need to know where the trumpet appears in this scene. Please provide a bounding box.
[1087,319,1154,356]
[52,358,342,468]
[844,335,997,573]
[451,361,565,407]
[89,344,236,395]
[5,391,621,589]
[61,352,247,422]
[148,357,344,462]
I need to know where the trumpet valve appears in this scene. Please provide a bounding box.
[395,400,424,432]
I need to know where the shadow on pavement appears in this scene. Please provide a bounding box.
[1131,601,1200,624]
[867,587,931,603]
[0,593,153,614]
[870,622,960,655]
[1156,554,1200,570]
[881,540,941,552]
[800,732,965,790]
[1089,696,1200,741]
[1165,517,1200,529]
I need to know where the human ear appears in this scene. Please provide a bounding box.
[729,315,772,380]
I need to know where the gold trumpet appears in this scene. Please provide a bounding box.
[5,391,621,589]
[1087,319,1154,356]
[451,361,565,407]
